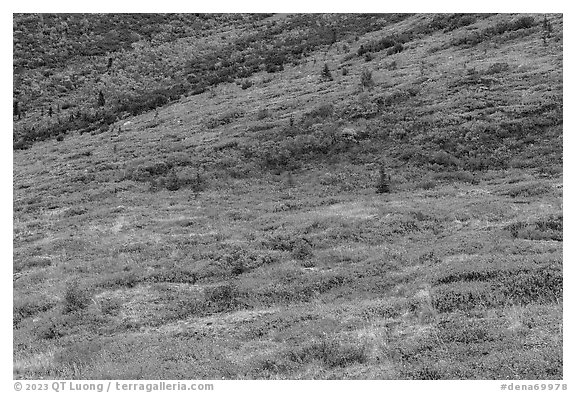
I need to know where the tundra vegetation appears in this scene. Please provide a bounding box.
[13,13,562,379]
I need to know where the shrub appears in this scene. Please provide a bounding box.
[431,257,562,312]
[240,79,253,90]
[295,337,369,368]
[306,104,334,120]
[513,16,536,30]
[63,280,92,313]
[35,315,68,340]
[206,111,240,129]
[453,16,536,47]
[429,151,461,168]
[222,248,279,276]
[342,52,356,62]
[387,42,404,55]
[100,298,123,316]
[414,179,437,190]
[498,268,562,305]
[14,256,53,273]
[442,14,477,32]
[262,233,294,252]
[164,170,180,191]
[13,138,31,150]
[433,171,477,184]
[428,13,479,33]
[14,296,56,327]
[145,267,198,284]
[405,365,447,380]
[247,356,295,378]
[54,340,102,372]
[431,281,498,312]
[125,161,172,182]
[485,62,510,75]
[360,68,375,90]
[97,271,140,288]
[503,182,551,198]
[506,215,562,241]
[291,239,314,261]
[257,108,269,120]
[376,166,391,193]
[358,36,397,56]
[265,63,284,73]
[204,282,241,312]
[160,295,206,321]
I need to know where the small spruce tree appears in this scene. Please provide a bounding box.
[98,91,106,107]
[192,171,204,199]
[14,101,20,119]
[542,15,553,45]
[376,166,391,194]
[321,63,333,81]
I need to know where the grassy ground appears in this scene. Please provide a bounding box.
[13,13,562,379]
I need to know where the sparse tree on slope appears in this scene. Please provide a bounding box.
[13,101,20,120]
[97,91,106,107]
[321,63,333,81]
[360,68,375,90]
[376,165,391,194]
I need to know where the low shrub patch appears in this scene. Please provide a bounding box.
[291,336,369,368]
[431,260,562,312]
[14,296,57,327]
[506,215,562,241]
[63,280,92,314]
[502,182,552,198]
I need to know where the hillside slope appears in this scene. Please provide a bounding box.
[13,13,562,379]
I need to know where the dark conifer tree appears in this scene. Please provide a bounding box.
[321,63,333,81]
[14,101,20,119]
[376,166,391,194]
[330,29,337,45]
[98,91,106,107]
